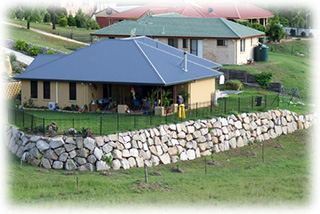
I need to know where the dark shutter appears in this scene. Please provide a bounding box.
[43,81,50,99]
[31,81,38,98]
[69,82,76,100]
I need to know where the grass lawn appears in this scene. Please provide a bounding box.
[222,39,312,101]
[9,92,282,136]
[5,25,87,53]
[8,128,312,206]
[7,19,95,35]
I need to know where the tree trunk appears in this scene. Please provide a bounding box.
[52,13,56,30]
[27,21,30,29]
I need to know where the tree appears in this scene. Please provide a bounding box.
[67,14,76,26]
[75,9,87,28]
[59,17,68,27]
[22,6,43,29]
[266,20,285,42]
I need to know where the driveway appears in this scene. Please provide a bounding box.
[1,46,34,65]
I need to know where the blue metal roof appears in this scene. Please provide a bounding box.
[14,37,222,86]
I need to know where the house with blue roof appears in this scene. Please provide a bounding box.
[91,15,265,65]
[14,37,222,112]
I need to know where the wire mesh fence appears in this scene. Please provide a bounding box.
[8,94,279,136]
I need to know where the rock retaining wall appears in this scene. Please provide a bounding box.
[5,110,315,171]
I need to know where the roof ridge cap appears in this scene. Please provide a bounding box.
[219,18,240,38]
[133,40,166,85]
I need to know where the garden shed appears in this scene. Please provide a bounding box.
[14,36,222,113]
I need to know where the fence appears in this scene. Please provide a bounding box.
[53,32,98,44]
[8,94,279,136]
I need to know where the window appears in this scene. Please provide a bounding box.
[190,39,203,57]
[183,39,188,48]
[190,39,198,55]
[168,38,178,48]
[240,39,245,52]
[43,81,50,99]
[31,81,38,99]
[69,82,76,100]
[217,39,228,46]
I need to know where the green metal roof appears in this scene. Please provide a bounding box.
[91,16,264,39]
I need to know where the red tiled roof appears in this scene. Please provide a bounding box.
[107,0,274,19]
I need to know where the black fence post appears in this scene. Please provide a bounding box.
[224,98,227,113]
[196,103,198,117]
[210,99,213,113]
[117,113,119,131]
[150,109,152,126]
[265,95,267,109]
[100,117,102,135]
[238,97,241,112]
[165,107,168,124]
[14,109,17,125]
[31,115,34,131]
[72,118,74,128]
[134,114,136,129]
[43,118,45,137]
[22,111,25,127]
[252,96,254,110]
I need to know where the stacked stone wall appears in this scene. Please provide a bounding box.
[5,110,315,171]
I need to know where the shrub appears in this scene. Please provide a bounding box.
[225,80,244,91]
[43,11,51,23]
[63,106,72,111]
[14,39,27,51]
[59,17,68,27]
[9,52,17,62]
[46,49,56,55]
[253,72,273,89]
[71,104,80,111]
[67,14,76,26]
[11,61,23,73]
[28,46,41,56]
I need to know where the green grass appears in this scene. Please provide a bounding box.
[222,40,312,101]
[8,19,95,35]
[8,128,311,205]
[5,25,86,53]
[10,93,283,136]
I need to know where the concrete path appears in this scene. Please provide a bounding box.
[2,21,89,46]
[1,46,34,65]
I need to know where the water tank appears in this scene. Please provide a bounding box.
[254,44,269,62]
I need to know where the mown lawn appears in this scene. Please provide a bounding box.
[5,25,86,53]
[8,128,312,206]
[222,39,312,101]
[8,18,96,35]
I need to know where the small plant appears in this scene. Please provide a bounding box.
[102,153,113,169]
[9,52,17,62]
[37,152,44,168]
[23,98,35,108]
[248,140,255,150]
[225,80,243,91]
[14,39,27,51]
[46,49,56,55]
[78,127,92,138]
[180,90,190,104]
[162,89,173,107]
[28,46,41,56]
[176,150,181,169]
[210,149,215,161]
[253,72,273,89]
[58,17,68,27]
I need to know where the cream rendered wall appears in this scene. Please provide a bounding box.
[187,77,215,105]
[21,81,104,109]
[236,37,259,64]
